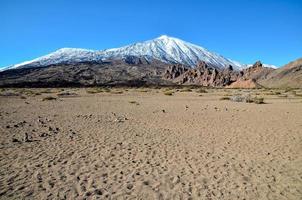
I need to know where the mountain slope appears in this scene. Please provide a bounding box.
[101,35,243,69]
[4,35,246,70]
[0,57,171,87]
[259,58,302,88]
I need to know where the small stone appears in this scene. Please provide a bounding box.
[24,133,32,142]
[127,184,133,190]
[40,133,48,137]
[94,189,103,195]
[12,138,20,143]
[172,176,180,184]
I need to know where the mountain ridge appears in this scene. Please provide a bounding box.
[3,35,275,71]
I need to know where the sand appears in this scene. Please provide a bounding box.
[0,88,301,200]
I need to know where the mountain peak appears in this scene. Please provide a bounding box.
[157,35,171,39]
[4,36,248,70]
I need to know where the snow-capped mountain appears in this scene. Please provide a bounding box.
[3,35,274,71]
[100,35,243,69]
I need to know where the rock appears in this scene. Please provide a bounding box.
[40,133,48,137]
[172,176,180,184]
[12,138,20,143]
[163,60,273,88]
[24,133,32,142]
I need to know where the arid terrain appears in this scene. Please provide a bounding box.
[0,87,301,200]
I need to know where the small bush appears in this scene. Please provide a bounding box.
[0,91,20,97]
[129,101,139,105]
[273,91,281,95]
[57,91,78,97]
[278,94,288,98]
[40,89,53,94]
[231,95,245,102]
[230,95,265,104]
[196,88,207,93]
[293,92,302,97]
[110,90,123,94]
[220,97,230,100]
[42,96,57,101]
[253,97,264,104]
[138,88,150,92]
[164,91,174,96]
[86,88,101,94]
[180,88,193,92]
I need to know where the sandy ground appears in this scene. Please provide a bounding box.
[0,88,301,200]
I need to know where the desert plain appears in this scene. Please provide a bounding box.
[0,87,301,200]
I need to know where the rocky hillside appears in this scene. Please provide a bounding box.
[259,58,302,88]
[0,56,172,87]
[163,61,274,88]
[0,57,300,88]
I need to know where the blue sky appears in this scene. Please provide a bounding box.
[0,0,301,68]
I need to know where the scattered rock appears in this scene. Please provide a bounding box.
[24,133,32,142]
[12,138,20,143]
[40,133,48,137]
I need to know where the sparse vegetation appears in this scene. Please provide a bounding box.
[196,88,207,93]
[278,94,288,98]
[180,88,193,92]
[164,91,174,96]
[253,97,264,104]
[220,96,231,100]
[42,96,57,101]
[129,101,140,105]
[0,91,20,97]
[110,90,123,94]
[86,87,110,94]
[138,88,151,92]
[57,91,78,97]
[230,94,265,104]
[40,89,54,94]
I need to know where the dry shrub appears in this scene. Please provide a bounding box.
[231,94,264,104]
[129,101,140,105]
[110,90,123,94]
[164,91,174,96]
[196,88,207,93]
[220,96,230,100]
[42,96,57,101]
[86,87,110,94]
[180,88,193,92]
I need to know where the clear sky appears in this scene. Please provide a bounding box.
[0,0,301,68]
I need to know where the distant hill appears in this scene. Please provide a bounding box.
[259,58,302,88]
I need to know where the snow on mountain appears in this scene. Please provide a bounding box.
[3,35,265,70]
[5,48,97,70]
[101,35,243,69]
